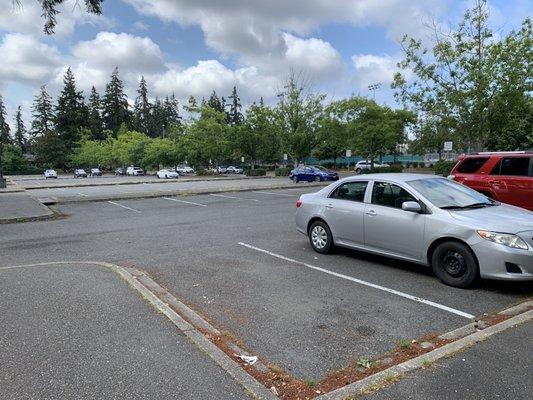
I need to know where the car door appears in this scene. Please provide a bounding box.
[363,180,426,261]
[488,156,532,209]
[323,181,369,247]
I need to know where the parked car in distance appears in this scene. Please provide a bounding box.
[217,166,227,174]
[90,168,102,177]
[73,168,87,178]
[354,160,390,174]
[176,165,195,174]
[44,169,57,179]
[114,168,126,176]
[290,166,339,183]
[226,166,244,174]
[295,173,533,288]
[126,166,144,176]
[448,151,532,211]
[157,169,179,179]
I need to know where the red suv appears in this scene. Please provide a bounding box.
[449,151,533,211]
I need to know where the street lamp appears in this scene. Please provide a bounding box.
[368,82,382,100]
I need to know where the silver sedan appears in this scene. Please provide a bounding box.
[295,173,533,288]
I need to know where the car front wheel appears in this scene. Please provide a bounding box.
[431,241,478,288]
[314,176,321,182]
[309,220,333,254]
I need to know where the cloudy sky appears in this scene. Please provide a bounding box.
[0,0,530,127]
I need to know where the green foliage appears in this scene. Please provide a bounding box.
[2,144,28,172]
[0,94,10,145]
[31,86,55,143]
[399,339,412,349]
[434,160,457,176]
[102,67,130,135]
[142,138,181,169]
[71,139,113,167]
[245,168,266,176]
[34,131,67,168]
[357,357,371,369]
[112,130,151,167]
[14,106,27,152]
[275,167,292,176]
[394,1,532,152]
[38,0,103,34]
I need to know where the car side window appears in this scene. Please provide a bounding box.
[330,181,368,202]
[490,157,530,176]
[371,181,416,209]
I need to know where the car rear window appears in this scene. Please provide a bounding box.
[456,157,489,173]
[491,157,530,176]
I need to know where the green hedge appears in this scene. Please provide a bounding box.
[4,166,46,175]
[196,168,217,176]
[434,160,457,176]
[360,165,403,174]
[245,168,267,176]
[275,167,292,176]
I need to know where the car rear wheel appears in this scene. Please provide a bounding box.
[309,220,333,254]
[314,176,321,182]
[431,242,478,288]
[294,176,299,183]
[355,168,362,174]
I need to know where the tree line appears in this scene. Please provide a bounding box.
[0,0,531,173]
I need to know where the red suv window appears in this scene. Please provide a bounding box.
[491,157,531,176]
[456,157,490,173]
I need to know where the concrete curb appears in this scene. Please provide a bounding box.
[0,261,277,400]
[41,182,327,204]
[0,195,57,224]
[315,308,533,400]
[22,175,273,191]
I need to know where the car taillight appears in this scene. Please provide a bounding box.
[296,200,303,208]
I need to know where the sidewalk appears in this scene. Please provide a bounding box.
[0,192,54,222]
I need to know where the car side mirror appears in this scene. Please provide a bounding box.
[402,201,422,213]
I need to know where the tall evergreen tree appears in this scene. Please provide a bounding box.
[87,86,104,140]
[149,97,165,138]
[134,76,152,135]
[31,86,55,141]
[164,94,181,126]
[207,91,224,113]
[0,94,11,145]
[102,67,130,135]
[55,67,87,151]
[14,106,27,152]
[228,86,243,125]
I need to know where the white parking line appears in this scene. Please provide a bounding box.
[210,194,260,202]
[251,191,295,197]
[107,201,141,213]
[163,197,207,207]
[238,242,475,320]
[77,193,88,197]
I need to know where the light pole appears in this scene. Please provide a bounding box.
[368,82,382,101]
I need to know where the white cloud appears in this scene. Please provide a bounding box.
[0,0,115,37]
[351,54,403,90]
[0,33,61,86]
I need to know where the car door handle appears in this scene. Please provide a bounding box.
[365,210,377,216]
[325,203,334,209]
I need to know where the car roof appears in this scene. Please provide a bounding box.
[338,173,444,183]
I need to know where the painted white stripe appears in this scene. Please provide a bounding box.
[238,242,475,320]
[163,197,207,207]
[107,201,141,213]
[210,194,260,202]
[251,191,294,197]
[77,192,88,197]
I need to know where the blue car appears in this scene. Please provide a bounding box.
[289,166,339,183]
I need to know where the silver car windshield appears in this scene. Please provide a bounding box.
[407,178,495,209]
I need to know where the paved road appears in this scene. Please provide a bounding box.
[26,177,326,203]
[0,263,248,399]
[1,187,530,383]
[366,321,532,400]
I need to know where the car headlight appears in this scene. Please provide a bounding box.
[477,231,529,250]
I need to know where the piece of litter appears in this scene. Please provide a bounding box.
[193,284,199,287]
[270,386,279,396]
[237,355,258,365]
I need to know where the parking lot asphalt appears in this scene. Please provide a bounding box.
[0,263,248,399]
[1,186,530,384]
[365,321,532,400]
[25,177,324,203]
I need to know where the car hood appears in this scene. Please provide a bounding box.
[448,204,533,233]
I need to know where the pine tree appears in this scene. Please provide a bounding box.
[31,86,55,141]
[164,94,181,126]
[102,67,130,135]
[14,106,27,152]
[207,91,224,113]
[0,94,11,145]
[149,97,165,137]
[55,67,87,151]
[228,86,243,125]
[134,76,151,135]
[87,86,104,140]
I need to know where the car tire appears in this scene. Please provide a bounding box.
[431,241,478,288]
[314,176,321,182]
[355,168,362,174]
[294,176,299,183]
[308,220,333,254]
